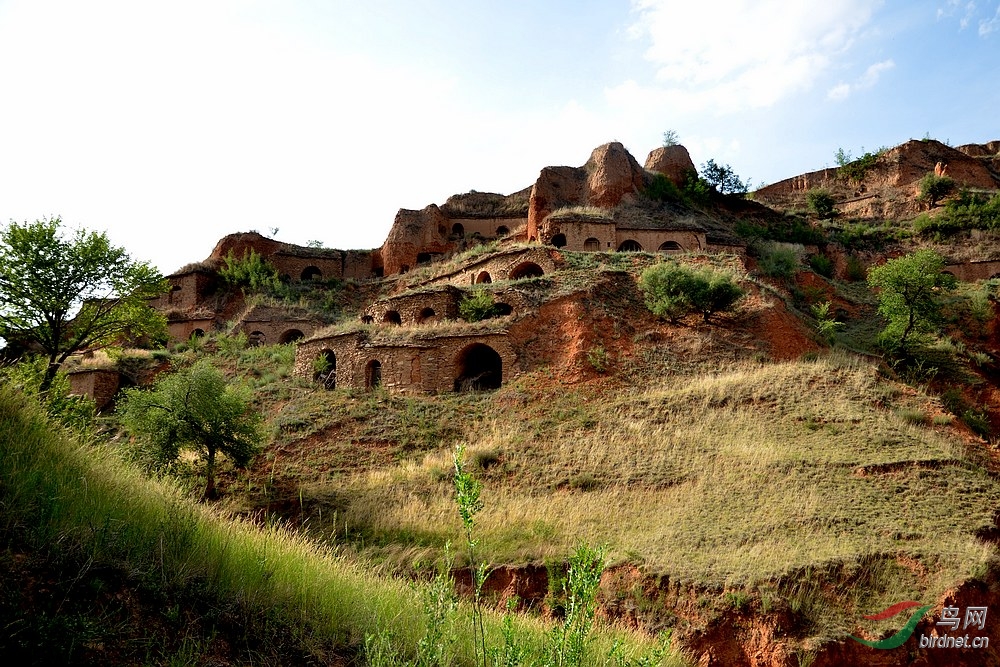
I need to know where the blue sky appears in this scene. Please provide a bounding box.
[1,0,998,274]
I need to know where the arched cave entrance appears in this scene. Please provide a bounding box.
[416,252,432,266]
[452,223,465,238]
[361,315,374,324]
[551,233,567,248]
[314,349,336,390]
[496,225,509,237]
[508,262,544,280]
[494,303,513,316]
[658,241,683,253]
[301,266,322,281]
[191,328,205,338]
[366,359,382,389]
[584,237,600,252]
[280,329,304,344]
[617,240,643,252]
[476,271,492,284]
[418,307,436,324]
[454,343,502,392]
[383,310,402,325]
[248,331,266,346]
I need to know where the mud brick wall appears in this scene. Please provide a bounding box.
[943,260,1000,283]
[364,287,462,325]
[295,331,518,394]
[613,229,706,254]
[448,217,527,240]
[420,247,560,289]
[67,369,121,412]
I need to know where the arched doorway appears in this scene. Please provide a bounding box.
[476,271,492,284]
[314,350,336,390]
[416,252,432,265]
[658,241,683,253]
[584,237,600,252]
[366,359,382,389]
[248,331,266,346]
[301,266,322,281]
[454,343,502,392]
[617,240,643,252]
[452,223,465,238]
[280,329,304,344]
[496,225,509,237]
[551,233,567,248]
[494,303,513,316]
[508,262,544,280]
[383,310,402,325]
[418,307,436,324]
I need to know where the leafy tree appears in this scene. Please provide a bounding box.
[866,250,957,352]
[918,173,956,208]
[834,147,853,167]
[119,361,263,500]
[0,217,167,391]
[806,188,836,219]
[700,159,748,196]
[661,129,679,147]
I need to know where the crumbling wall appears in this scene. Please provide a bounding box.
[418,247,561,289]
[67,369,121,412]
[614,229,706,253]
[295,331,518,394]
[364,287,463,325]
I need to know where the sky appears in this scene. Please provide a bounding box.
[1,0,998,275]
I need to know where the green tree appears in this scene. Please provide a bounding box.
[0,217,167,391]
[118,361,263,500]
[918,173,956,208]
[866,250,957,352]
[700,159,748,196]
[661,129,679,147]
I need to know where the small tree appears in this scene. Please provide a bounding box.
[866,250,956,352]
[806,189,836,219]
[700,159,748,196]
[918,173,956,208]
[661,129,679,147]
[0,217,167,391]
[119,361,263,500]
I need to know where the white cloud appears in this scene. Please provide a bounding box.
[624,0,881,113]
[980,5,1000,34]
[826,59,894,101]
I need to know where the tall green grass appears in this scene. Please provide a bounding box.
[0,386,681,665]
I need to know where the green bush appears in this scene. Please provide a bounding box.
[756,244,799,279]
[639,263,744,323]
[644,173,684,203]
[458,289,499,322]
[837,149,885,183]
[844,254,866,281]
[806,189,836,219]
[808,254,834,278]
[918,173,956,208]
[219,249,283,295]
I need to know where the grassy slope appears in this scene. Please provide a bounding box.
[0,387,677,665]
[203,259,1000,650]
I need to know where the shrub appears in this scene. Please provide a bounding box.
[806,189,836,219]
[640,263,744,323]
[458,289,499,322]
[844,255,866,282]
[682,169,712,206]
[837,148,885,183]
[756,244,799,279]
[918,173,956,208]
[586,346,609,373]
[808,254,834,278]
[219,249,283,295]
[645,173,684,203]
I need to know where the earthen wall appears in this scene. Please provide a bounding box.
[295,332,518,394]
[448,217,528,240]
[614,229,705,253]
[67,369,122,412]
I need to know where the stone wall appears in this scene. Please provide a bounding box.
[167,318,217,341]
[418,246,561,288]
[448,217,527,241]
[364,286,463,326]
[295,331,518,394]
[944,260,1000,283]
[614,229,706,254]
[67,369,121,412]
[149,270,218,313]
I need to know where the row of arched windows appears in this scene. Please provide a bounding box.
[313,343,502,392]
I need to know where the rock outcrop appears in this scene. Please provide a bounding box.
[380,205,452,277]
[644,145,696,186]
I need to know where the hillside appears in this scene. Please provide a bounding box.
[5,137,1000,666]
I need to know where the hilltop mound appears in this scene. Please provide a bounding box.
[755,139,1000,219]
